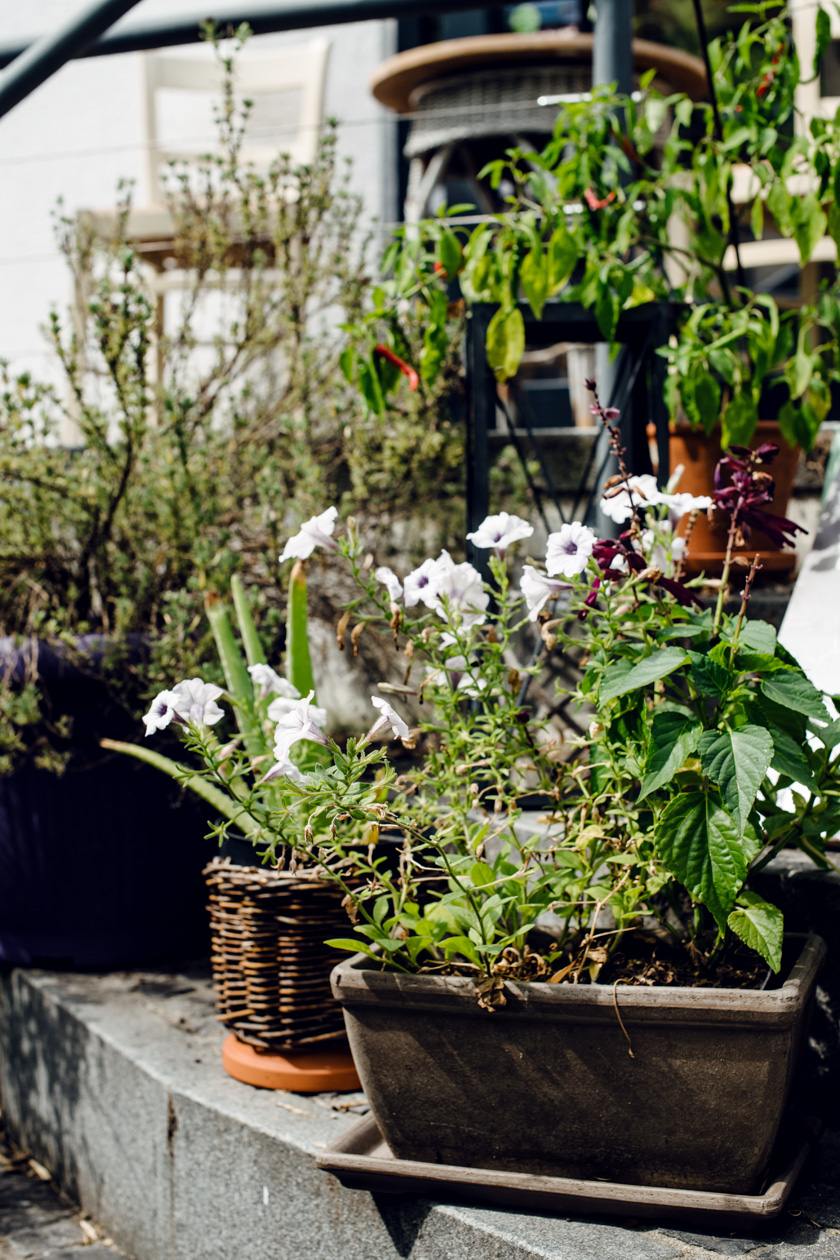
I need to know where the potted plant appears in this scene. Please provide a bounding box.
[121,383,836,1191]
[342,0,839,570]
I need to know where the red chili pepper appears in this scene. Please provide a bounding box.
[374,344,419,392]
[584,187,617,211]
[433,260,445,274]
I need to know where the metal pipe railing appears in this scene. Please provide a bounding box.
[0,0,142,119]
[0,0,512,72]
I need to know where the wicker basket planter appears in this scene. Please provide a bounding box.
[204,858,353,1054]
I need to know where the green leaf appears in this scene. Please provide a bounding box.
[769,724,818,790]
[231,575,266,669]
[325,938,377,957]
[520,247,549,320]
[688,651,732,699]
[791,193,828,265]
[727,891,783,972]
[761,672,828,720]
[440,934,481,966]
[698,725,773,830]
[600,648,689,703]
[694,376,721,434]
[439,230,463,280]
[595,283,620,343]
[721,390,758,448]
[723,618,776,655]
[205,594,263,759]
[778,398,811,450]
[637,711,704,802]
[485,306,525,381]
[470,861,495,887]
[816,6,832,72]
[656,792,746,928]
[287,558,315,699]
[548,224,577,293]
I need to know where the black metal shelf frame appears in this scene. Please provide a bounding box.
[464,300,680,563]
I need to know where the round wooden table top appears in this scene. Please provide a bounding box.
[370,32,708,113]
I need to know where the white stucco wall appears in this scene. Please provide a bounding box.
[0,1,396,384]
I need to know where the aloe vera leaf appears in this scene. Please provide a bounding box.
[100,738,263,839]
[205,593,264,760]
[287,559,315,699]
[231,575,266,668]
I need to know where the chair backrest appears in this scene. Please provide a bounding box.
[792,0,840,131]
[142,39,331,201]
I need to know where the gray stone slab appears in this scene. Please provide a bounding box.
[4,965,840,1260]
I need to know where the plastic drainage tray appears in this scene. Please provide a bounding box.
[317,1114,818,1227]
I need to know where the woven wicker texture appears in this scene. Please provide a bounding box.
[204,859,353,1053]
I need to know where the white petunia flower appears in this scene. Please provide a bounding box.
[369,695,410,741]
[143,690,184,737]
[171,678,225,727]
[267,686,319,725]
[599,474,662,524]
[248,663,301,702]
[430,553,489,628]
[520,566,572,621]
[273,690,330,762]
[403,556,442,609]
[466,512,534,557]
[374,565,403,602]
[657,491,713,520]
[279,507,339,562]
[258,749,307,785]
[546,522,597,579]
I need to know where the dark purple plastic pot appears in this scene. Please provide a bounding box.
[0,639,213,968]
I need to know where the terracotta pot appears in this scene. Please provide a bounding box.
[330,934,824,1195]
[669,421,800,576]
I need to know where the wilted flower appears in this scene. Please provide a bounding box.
[369,695,410,741]
[713,445,804,549]
[273,691,330,762]
[466,512,534,557]
[258,750,307,785]
[143,690,184,737]
[520,566,571,621]
[280,507,339,562]
[599,475,661,524]
[171,678,225,727]
[546,522,596,579]
[374,566,404,602]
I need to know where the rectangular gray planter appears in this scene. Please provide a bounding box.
[330,934,825,1195]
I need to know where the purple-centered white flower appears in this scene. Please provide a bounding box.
[248,663,300,702]
[171,678,225,727]
[143,690,184,737]
[403,557,442,609]
[545,522,596,579]
[599,474,661,524]
[279,506,339,562]
[466,511,534,557]
[520,566,572,621]
[273,690,330,762]
[430,553,489,628]
[374,566,403,602]
[369,695,410,741]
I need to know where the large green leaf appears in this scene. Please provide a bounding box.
[520,247,549,319]
[768,722,817,789]
[231,575,266,669]
[727,891,783,972]
[656,792,746,928]
[287,559,315,699]
[688,651,733,699]
[698,725,773,830]
[485,306,525,381]
[637,711,704,802]
[548,225,577,293]
[761,672,828,720]
[791,193,828,266]
[206,593,263,759]
[600,648,689,704]
[721,389,758,448]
